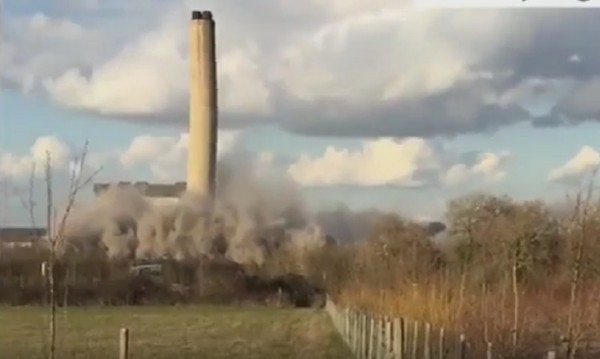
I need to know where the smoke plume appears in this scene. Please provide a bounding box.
[59,157,332,266]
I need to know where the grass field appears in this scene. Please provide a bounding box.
[0,305,351,359]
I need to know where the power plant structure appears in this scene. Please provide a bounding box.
[94,10,219,203]
[187,10,218,200]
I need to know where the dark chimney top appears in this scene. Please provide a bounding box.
[191,11,203,20]
[191,10,212,20]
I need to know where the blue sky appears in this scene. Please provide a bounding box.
[3,0,600,225]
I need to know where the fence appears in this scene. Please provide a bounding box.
[324,296,558,359]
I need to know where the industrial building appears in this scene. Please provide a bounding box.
[92,182,187,198]
[0,227,46,249]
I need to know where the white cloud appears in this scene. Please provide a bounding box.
[0,131,240,183]
[287,137,511,187]
[219,44,272,115]
[2,1,542,137]
[281,0,400,17]
[43,21,187,115]
[288,137,438,187]
[28,13,84,39]
[569,54,581,63]
[0,136,72,178]
[549,146,600,183]
[7,2,600,142]
[217,130,241,155]
[120,134,187,168]
[118,130,240,181]
[31,137,71,165]
[1,12,99,93]
[442,151,511,186]
[472,152,510,179]
[272,8,521,105]
[39,5,274,119]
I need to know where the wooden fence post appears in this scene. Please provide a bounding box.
[354,312,360,354]
[358,313,367,359]
[405,320,411,359]
[358,312,363,354]
[348,310,352,351]
[393,318,404,359]
[363,315,371,359]
[368,317,375,359]
[350,311,354,352]
[339,307,343,340]
[376,317,384,359]
[345,308,350,344]
[325,300,513,359]
[438,328,445,359]
[458,334,467,359]
[412,321,419,359]
[385,317,392,355]
[424,323,431,359]
[353,311,359,353]
[119,328,129,359]
[358,313,364,357]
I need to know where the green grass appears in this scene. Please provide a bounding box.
[0,305,352,359]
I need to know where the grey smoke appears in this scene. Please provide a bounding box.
[58,157,332,266]
[315,205,384,243]
[56,155,444,264]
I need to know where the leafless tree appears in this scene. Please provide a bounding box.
[562,173,600,359]
[42,140,101,359]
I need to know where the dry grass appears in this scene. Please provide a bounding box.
[334,283,600,358]
[0,305,351,359]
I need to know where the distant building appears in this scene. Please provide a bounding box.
[93,182,186,198]
[0,227,47,249]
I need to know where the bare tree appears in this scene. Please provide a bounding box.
[445,194,511,331]
[27,163,36,228]
[562,174,600,359]
[42,140,101,359]
[44,151,56,359]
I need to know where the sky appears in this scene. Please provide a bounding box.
[2,0,600,225]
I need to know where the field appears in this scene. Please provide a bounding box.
[0,305,351,359]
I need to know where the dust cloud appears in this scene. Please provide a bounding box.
[58,158,335,266]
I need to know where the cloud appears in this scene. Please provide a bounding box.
[569,54,581,64]
[288,137,437,187]
[37,4,274,124]
[548,146,600,183]
[119,134,187,168]
[554,77,600,121]
[1,12,101,93]
[117,130,240,181]
[6,4,600,138]
[0,136,71,178]
[0,130,240,183]
[0,133,502,189]
[43,19,188,116]
[287,137,510,187]
[442,151,511,186]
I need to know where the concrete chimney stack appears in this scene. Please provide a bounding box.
[187,10,217,200]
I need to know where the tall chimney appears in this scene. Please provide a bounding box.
[187,10,217,200]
